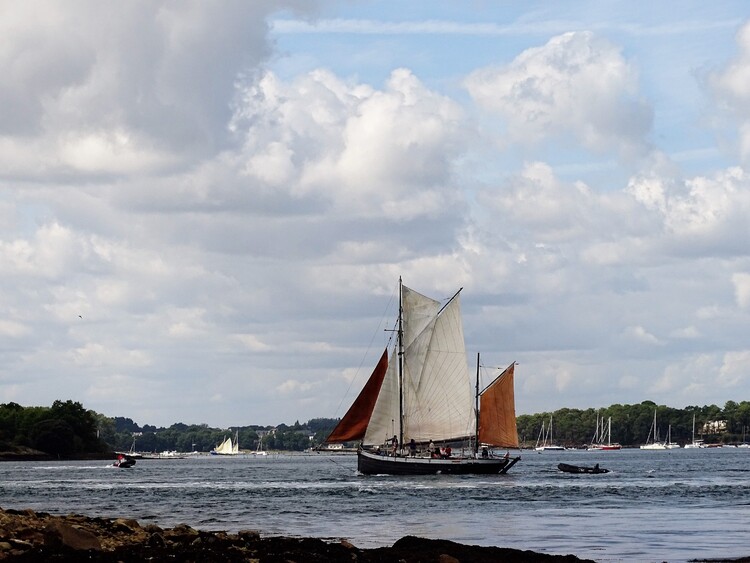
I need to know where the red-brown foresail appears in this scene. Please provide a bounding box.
[478,363,519,448]
[326,349,389,442]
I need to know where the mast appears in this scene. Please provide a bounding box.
[398,277,404,453]
[475,352,480,455]
[692,413,695,443]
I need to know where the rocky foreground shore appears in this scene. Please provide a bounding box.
[0,507,599,562]
[4,507,747,563]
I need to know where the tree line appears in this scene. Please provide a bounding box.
[0,400,339,457]
[3,399,749,457]
[0,400,105,456]
[517,400,750,447]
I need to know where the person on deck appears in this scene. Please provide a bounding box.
[409,439,416,457]
[444,445,452,458]
[391,435,398,457]
[428,439,435,458]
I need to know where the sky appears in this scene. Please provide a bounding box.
[2,1,750,428]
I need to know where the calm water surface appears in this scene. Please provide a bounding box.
[1,448,749,562]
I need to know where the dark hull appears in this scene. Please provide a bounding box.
[113,456,136,468]
[558,462,609,474]
[358,450,520,475]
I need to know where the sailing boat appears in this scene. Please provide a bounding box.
[684,413,705,448]
[115,437,143,459]
[589,415,621,451]
[665,424,681,449]
[534,415,565,451]
[325,279,521,475]
[640,409,667,450]
[211,429,240,455]
[253,436,268,456]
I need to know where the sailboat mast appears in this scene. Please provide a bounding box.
[398,277,404,452]
[475,352,480,455]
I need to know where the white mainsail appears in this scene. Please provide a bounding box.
[362,349,400,445]
[214,436,234,455]
[362,284,475,445]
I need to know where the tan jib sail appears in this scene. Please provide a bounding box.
[326,349,389,442]
[478,363,519,448]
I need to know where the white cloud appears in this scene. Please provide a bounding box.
[69,342,151,369]
[464,31,653,158]
[233,334,273,352]
[709,21,750,161]
[733,273,750,308]
[625,326,662,346]
[0,319,30,338]
[232,68,468,220]
[670,325,700,339]
[0,1,310,176]
[718,350,750,387]
[277,379,316,395]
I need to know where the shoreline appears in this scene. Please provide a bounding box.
[0,508,748,562]
[0,506,596,562]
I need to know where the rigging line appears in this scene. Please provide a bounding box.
[325,455,354,472]
[330,284,398,419]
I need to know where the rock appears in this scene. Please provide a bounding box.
[148,532,166,548]
[0,507,598,562]
[143,523,163,534]
[238,529,260,541]
[112,518,141,532]
[44,521,102,551]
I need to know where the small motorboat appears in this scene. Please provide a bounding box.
[558,462,609,474]
[113,454,136,468]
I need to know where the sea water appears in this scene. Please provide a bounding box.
[1,448,749,562]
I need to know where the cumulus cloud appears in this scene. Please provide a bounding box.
[709,21,750,161]
[231,68,469,220]
[627,166,750,255]
[625,325,662,346]
[464,31,653,158]
[0,0,309,176]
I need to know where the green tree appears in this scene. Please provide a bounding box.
[32,419,75,456]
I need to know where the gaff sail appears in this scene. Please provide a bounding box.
[478,363,519,448]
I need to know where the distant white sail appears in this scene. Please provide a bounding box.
[213,436,234,455]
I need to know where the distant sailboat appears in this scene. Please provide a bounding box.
[535,415,565,451]
[640,409,667,450]
[211,429,240,455]
[739,426,750,448]
[253,436,268,456]
[589,414,621,451]
[684,413,704,448]
[665,424,681,449]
